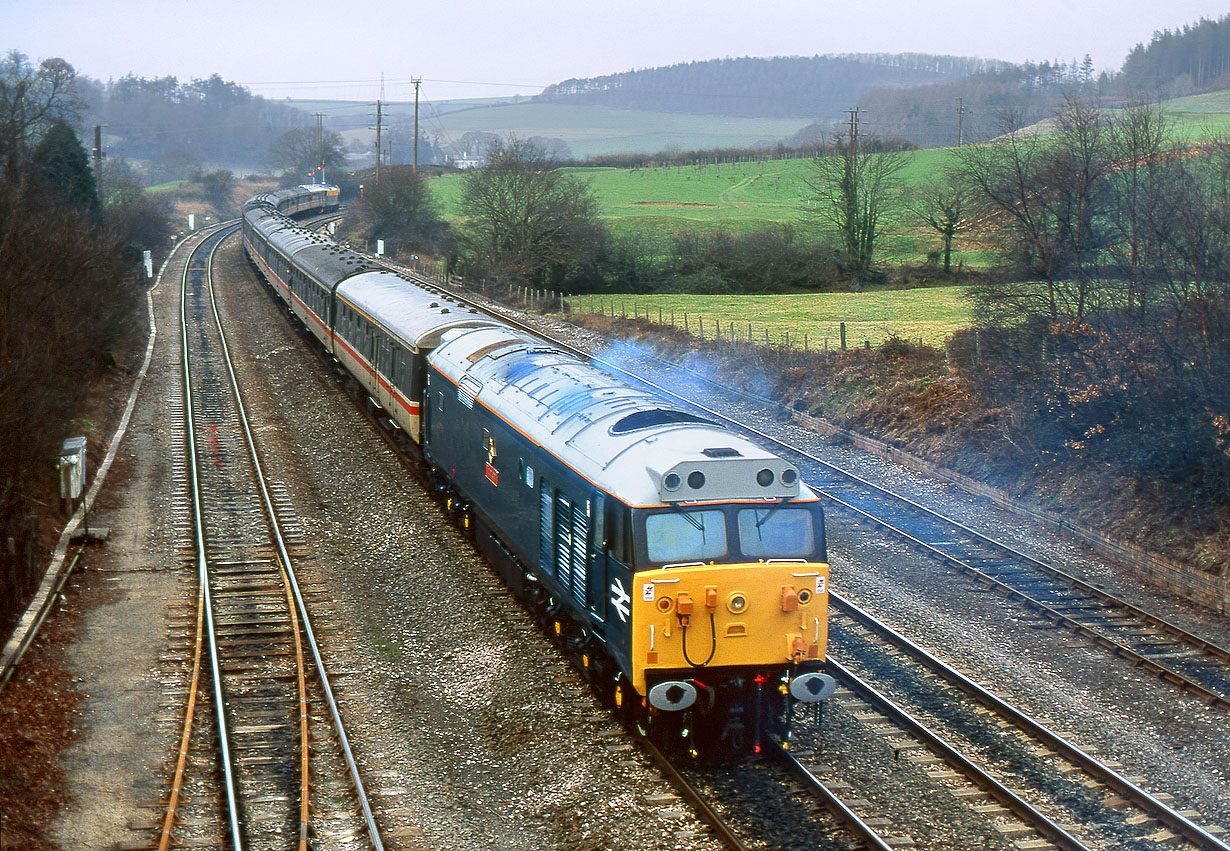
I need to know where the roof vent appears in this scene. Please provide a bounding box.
[610,409,712,435]
[702,447,742,458]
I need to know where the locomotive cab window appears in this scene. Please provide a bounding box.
[737,507,816,558]
[645,509,728,564]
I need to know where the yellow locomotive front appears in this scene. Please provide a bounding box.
[630,559,830,695]
[605,451,836,753]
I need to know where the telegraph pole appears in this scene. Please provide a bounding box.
[374,99,382,184]
[847,108,859,187]
[412,77,421,175]
[91,125,105,190]
[314,112,324,183]
[374,74,386,183]
[957,97,965,148]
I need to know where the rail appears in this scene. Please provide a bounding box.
[170,223,383,849]
[831,591,1230,851]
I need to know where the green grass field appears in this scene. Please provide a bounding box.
[421,90,1230,270]
[429,148,981,265]
[1156,90,1230,138]
[565,287,974,348]
[146,180,187,192]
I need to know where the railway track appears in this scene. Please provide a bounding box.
[400,277,1230,716]
[266,249,1230,848]
[339,266,1230,844]
[642,733,914,851]
[260,253,908,851]
[158,224,383,850]
[813,592,1230,850]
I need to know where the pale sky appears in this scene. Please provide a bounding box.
[4,0,1227,103]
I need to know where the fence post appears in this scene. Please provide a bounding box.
[699,317,705,339]
[840,322,847,350]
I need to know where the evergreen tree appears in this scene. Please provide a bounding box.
[29,120,98,213]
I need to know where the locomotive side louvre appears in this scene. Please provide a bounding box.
[422,328,632,662]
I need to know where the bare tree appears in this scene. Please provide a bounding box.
[1104,101,1170,322]
[909,173,978,274]
[950,97,1230,509]
[459,137,604,288]
[268,126,345,184]
[0,51,80,186]
[802,133,905,288]
[354,165,447,255]
[952,108,1066,318]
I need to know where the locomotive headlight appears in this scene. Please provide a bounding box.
[687,471,706,489]
[756,468,775,487]
[797,588,813,605]
[656,596,674,613]
[663,472,682,491]
[781,468,799,485]
[727,593,748,614]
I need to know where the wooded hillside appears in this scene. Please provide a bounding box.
[1119,14,1230,96]
[537,54,1007,119]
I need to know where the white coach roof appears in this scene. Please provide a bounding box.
[335,271,500,351]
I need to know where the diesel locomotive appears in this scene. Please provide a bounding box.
[241,186,836,753]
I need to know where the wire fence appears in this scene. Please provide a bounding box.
[570,292,888,354]
[0,519,42,641]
